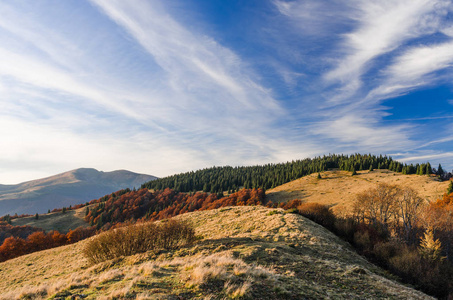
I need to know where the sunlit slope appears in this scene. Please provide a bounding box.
[11,205,89,233]
[0,206,431,299]
[267,169,449,214]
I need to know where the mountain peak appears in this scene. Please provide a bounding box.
[0,168,157,215]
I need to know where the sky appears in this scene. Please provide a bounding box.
[1,0,453,184]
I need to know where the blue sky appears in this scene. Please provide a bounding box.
[1,0,453,183]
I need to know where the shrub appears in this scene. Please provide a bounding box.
[83,218,195,264]
[297,203,335,230]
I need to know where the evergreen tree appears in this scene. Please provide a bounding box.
[426,163,432,175]
[437,164,444,177]
[416,164,422,175]
[35,213,39,220]
[140,154,432,192]
[447,181,453,195]
[419,227,444,261]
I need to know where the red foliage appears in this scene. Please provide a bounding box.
[0,226,96,263]
[0,223,43,244]
[0,187,266,263]
[84,188,267,226]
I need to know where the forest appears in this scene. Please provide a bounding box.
[141,153,448,193]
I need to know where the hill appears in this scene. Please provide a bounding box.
[267,169,449,215]
[0,206,432,299]
[0,168,156,216]
[11,205,89,233]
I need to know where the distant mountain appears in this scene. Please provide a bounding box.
[0,168,157,215]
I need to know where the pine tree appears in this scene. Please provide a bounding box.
[35,213,39,220]
[426,163,432,175]
[419,227,444,261]
[447,181,453,195]
[416,164,421,175]
[437,164,444,177]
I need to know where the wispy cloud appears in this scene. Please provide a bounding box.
[274,0,453,167]
[1,0,453,183]
[325,0,450,102]
[368,41,453,101]
[0,0,299,183]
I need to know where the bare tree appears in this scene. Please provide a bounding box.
[395,187,425,244]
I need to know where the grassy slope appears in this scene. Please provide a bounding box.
[11,206,89,233]
[0,206,432,299]
[267,169,449,215]
[11,168,448,233]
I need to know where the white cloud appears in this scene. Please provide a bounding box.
[368,41,453,100]
[91,0,281,113]
[311,115,412,151]
[324,0,449,101]
[0,0,299,183]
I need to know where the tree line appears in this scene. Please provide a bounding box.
[141,153,445,193]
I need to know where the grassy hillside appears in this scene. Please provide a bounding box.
[11,206,89,233]
[267,169,449,215]
[0,206,432,299]
[9,169,448,233]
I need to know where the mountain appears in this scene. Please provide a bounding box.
[0,168,157,216]
[0,206,432,299]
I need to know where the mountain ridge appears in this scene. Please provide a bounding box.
[0,168,157,215]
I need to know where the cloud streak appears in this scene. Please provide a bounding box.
[1,0,453,183]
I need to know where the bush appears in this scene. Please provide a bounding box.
[83,219,195,264]
[297,203,335,230]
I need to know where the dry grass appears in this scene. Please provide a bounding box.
[267,169,449,215]
[0,206,434,299]
[83,219,195,264]
[11,205,90,233]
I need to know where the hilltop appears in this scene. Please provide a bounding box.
[0,168,156,216]
[8,169,449,234]
[0,206,432,299]
[267,169,449,215]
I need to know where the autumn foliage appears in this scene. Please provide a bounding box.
[85,188,266,229]
[0,226,95,262]
[0,188,265,263]
[83,219,195,264]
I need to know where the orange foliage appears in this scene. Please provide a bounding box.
[0,226,96,263]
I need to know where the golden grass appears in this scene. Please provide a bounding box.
[11,205,90,233]
[267,169,449,215]
[0,206,434,299]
